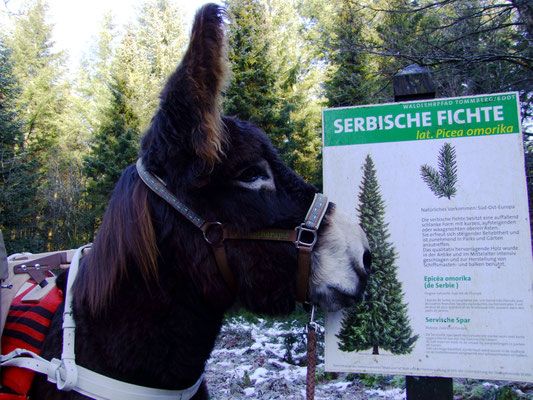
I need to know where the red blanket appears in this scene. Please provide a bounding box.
[1,282,63,397]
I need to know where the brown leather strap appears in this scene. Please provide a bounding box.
[214,227,315,302]
[296,246,312,303]
[206,225,316,303]
[205,225,298,296]
[211,244,238,295]
[137,160,328,306]
[225,229,298,243]
[226,228,310,301]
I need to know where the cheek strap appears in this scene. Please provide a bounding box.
[204,193,329,303]
[137,158,329,303]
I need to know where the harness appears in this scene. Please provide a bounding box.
[0,159,329,399]
[136,158,329,303]
[1,245,204,400]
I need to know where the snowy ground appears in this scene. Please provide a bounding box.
[205,316,374,400]
[204,316,533,400]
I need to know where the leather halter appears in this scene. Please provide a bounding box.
[136,159,329,303]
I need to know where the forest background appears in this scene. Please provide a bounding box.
[0,0,532,254]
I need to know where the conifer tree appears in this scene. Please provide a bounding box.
[224,0,323,184]
[83,75,140,234]
[3,0,75,251]
[76,12,117,141]
[0,41,40,253]
[337,154,418,355]
[323,1,377,107]
[120,0,187,131]
[6,0,68,157]
[264,0,323,186]
[224,0,279,139]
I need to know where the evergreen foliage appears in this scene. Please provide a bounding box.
[265,0,324,186]
[0,41,40,253]
[224,0,322,186]
[323,1,376,107]
[83,75,140,234]
[76,12,117,143]
[224,0,280,141]
[120,0,187,131]
[337,154,418,355]
[6,0,68,156]
[3,0,78,251]
[420,143,458,199]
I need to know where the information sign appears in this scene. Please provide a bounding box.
[323,92,533,382]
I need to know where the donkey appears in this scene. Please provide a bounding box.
[27,4,370,399]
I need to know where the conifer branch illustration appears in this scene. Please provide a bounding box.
[420,142,458,199]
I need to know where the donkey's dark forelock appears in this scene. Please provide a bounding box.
[142,3,229,169]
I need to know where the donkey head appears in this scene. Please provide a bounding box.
[136,4,369,314]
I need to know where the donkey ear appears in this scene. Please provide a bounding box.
[159,3,228,167]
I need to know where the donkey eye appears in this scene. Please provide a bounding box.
[236,166,267,182]
[233,161,276,191]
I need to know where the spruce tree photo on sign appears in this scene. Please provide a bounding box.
[420,142,458,199]
[336,154,418,355]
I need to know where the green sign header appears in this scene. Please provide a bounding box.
[323,92,520,147]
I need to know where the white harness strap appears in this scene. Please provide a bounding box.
[0,244,204,400]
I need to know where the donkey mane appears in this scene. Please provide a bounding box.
[74,166,158,315]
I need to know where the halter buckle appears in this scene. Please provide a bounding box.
[202,222,225,247]
[295,224,318,249]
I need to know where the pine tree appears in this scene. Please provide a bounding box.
[265,0,323,186]
[264,0,323,186]
[76,12,118,141]
[337,154,418,355]
[224,0,323,183]
[83,75,140,234]
[120,0,187,131]
[374,0,426,96]
[323,0,377,107]
[3,0,73,251]
[224,0,278,138]
[6,0,68,155]
[0,40,41,253]
[420,142,458,199]
[3,0,88,251]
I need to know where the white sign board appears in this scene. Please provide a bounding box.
[323,92,533,382]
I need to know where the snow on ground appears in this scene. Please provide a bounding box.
[365,388,405,400]
[204,316,404,400]
[204,316,533,399]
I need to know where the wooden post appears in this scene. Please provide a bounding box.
[405,376,453,400]
[393,65,453,400]
[393,64,435,102]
